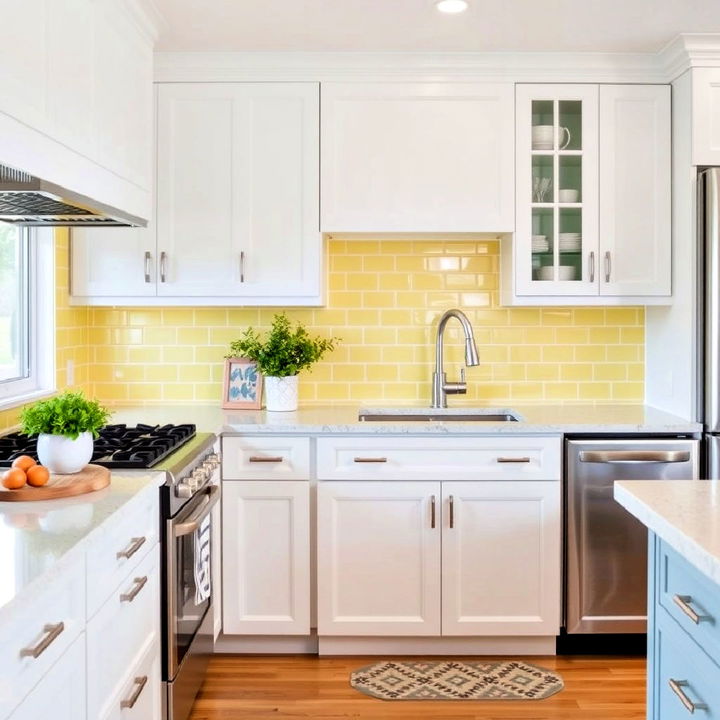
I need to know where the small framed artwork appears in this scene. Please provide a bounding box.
[222,357,263,410]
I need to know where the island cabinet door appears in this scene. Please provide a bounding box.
[317,481,442,636]
[222,481,310,635]
[441,481,561,636]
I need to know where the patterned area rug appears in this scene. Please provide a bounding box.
[350,660,564,701]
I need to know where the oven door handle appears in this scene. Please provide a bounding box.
[173,485,220,537]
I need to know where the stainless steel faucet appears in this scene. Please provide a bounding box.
[431,309,480,408]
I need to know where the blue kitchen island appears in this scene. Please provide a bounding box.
[615,480,720,719]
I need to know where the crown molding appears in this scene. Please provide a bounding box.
[660,33,720,81]
[154,34,720,84]
[154,50,668,84]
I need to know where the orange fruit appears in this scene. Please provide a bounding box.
[11,455,36,472]
[2,468,27,490]
[26,465,50,487]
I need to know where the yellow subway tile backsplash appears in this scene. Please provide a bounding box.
[0,236,647,424]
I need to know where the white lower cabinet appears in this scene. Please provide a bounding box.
[317,482,442,636]
[222,480,310,635]
[87,549,161,720]
[8,634,86,720]
[441,481,561,636]
[317,479,560,637]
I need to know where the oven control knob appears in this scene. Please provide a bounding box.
[191,468,208,487]
[201,461,215,473]
[208,453,220,465]
[175,482,193,498]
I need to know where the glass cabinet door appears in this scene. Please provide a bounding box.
[516,85,599,297]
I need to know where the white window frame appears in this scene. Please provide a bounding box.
[0,228,55,409]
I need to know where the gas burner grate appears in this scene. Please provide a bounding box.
[0,423,196,469]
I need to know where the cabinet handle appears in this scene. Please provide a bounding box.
[121,676,148,709]
[673,594,710,625]
[449,495,455,529]
[143,251,152,283]
[588,251,595,283]
[353,457,388,463]
[496,457,531,463]
[116,536,146,560]
[120,576,148,603]
[604,251,611,282]
[20,622,65,659]
[668,679,707,713]
[430,494,436,529]
[248,456,284,463]
[580,450,690,464]
[240,251,245,283]
[160,251,167,282]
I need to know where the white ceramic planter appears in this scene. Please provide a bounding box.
[264,375,299,412]
[36,432,93,474]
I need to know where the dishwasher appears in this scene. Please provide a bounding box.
[565,437,699,635]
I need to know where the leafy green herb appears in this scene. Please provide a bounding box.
[228,313,339,378]
[20,391,111,440]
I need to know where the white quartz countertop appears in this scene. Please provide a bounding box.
[0,471,165,622]
[104,402,700,435]
[615,480,720,585]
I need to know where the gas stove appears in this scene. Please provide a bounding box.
[0,423,196,469]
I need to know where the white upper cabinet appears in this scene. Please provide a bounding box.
[692,68,720,166]
[321,82,514,233]
[506,82,671,305]
[72,83,323,306]
[599,84,671,296]
[514,84,600,298]
[156,82,322,303]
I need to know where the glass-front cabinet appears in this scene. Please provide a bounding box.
[515,85,599,296]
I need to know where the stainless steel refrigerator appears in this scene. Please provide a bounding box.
[698,168,720,476]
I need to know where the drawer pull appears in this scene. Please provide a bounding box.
[248,456,284,463]
[449,495,455,529]
[116,536,146,560]
[121,675,148,709]
[669,679,707,713]
[120,576,148,603]
[673,594,710,625]
[496,457,531,463]
[20,622,65,659]
[430,494,436,529]
[353,457,388,463]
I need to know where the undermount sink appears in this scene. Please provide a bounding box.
[358,408,520,422]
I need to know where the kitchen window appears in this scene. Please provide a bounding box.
[0,225,54,407]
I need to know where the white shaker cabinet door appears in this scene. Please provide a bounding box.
[599,85,671,297]
[317,481,442,636]
[222,481,310,635]
[441,481,561,636]
[321,82,514,233]
[8,634,86,720]
[71,226,156,299]
[692,68,720,166]
[156,82,321,302]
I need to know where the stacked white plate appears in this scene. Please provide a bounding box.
[558,232,581,252]
[531,234,549,253]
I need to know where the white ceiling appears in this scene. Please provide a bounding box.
[152,0,720,53]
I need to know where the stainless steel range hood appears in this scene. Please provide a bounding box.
[0,164,146,227]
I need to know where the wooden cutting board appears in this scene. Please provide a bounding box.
[0,464,110,502]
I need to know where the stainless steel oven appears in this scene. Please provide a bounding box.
[160,435,221,720]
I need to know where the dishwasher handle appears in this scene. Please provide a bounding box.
[578,450,692,464]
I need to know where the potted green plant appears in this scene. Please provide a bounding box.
[20,391,110,473]
[228,314,338,412]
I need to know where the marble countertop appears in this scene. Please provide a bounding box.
[615,480,720,585]
[0,471,165,623]
[105,402,700,435]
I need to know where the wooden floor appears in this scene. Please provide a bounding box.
[188,655,646,719]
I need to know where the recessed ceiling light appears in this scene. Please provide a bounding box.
[436,0,469,14]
